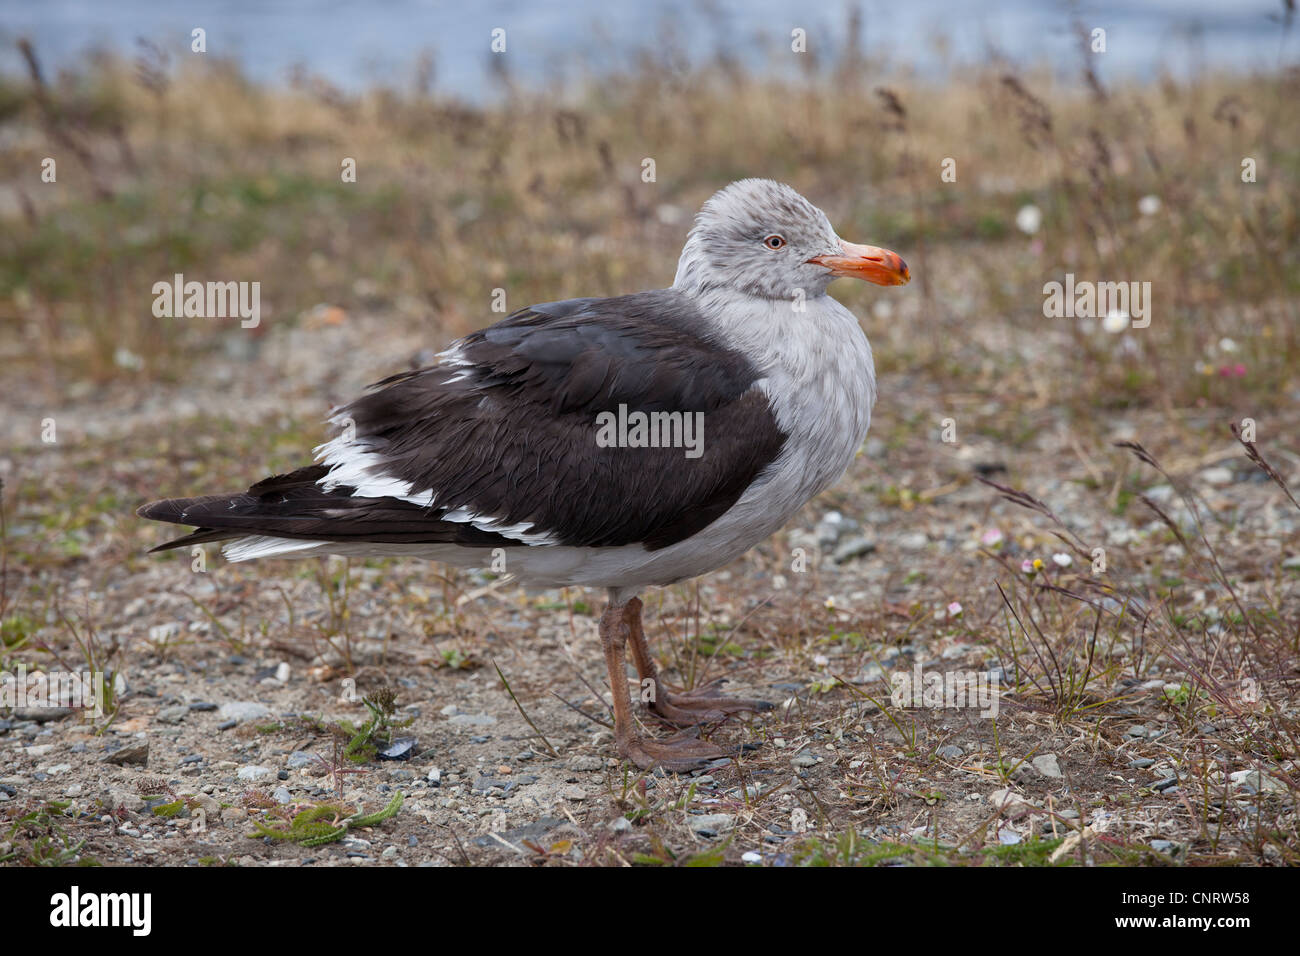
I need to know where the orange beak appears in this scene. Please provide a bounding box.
[808,240,910,286]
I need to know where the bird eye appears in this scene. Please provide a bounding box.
[764,235,786,250]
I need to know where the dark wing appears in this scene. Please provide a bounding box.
[139,290,788,552]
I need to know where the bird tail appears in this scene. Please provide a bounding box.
[137,463,515,559]
[136,465,336,553]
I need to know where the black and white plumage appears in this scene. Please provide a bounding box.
[139,179,909,770]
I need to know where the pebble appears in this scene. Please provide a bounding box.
[815,511,852,549]
[378,737,417,761]
[1150,839,1179,853]
[741,850,762,864]
[102,743,149,767]
[1200,466,1234,486]
[448,713,497,727]
[687,813,735,836]
[217,701,273,723]
[272,787,292,804]
[936,745,964,761]
[1229,769,1285,793]
[988,789,1032,811]
[236,765,275,782]
[1125,725,1150,739]
[1152,776,1179,791]
[105,789,145,811]
[897,532,929,550]
[567,755,604,772]
[1031,754,1063,779]
[1129,757,1155,769]
[286,751,317,770]
[790,751,820,769]
[832,536,877,564]
[156,705,189,724]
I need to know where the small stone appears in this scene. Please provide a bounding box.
[272,787,292,805]
[1229,769,1285,793]
[220,806,245,826]
[898,532,928,551]
[217,701,272,724]
[741,850,762,863]
[14,707,75,723]
[1129,757,1155,769]
[102,743,149,767]
[687,813,735,836]
[105,788,145,812]
[1200,466,1234,486]
[286,751,317,770]
[832,536,877,564]
[988,789,1030,811]
[377,737,417,761]
[439,704,461,717]
[447,713,497,727]
[236,765,274,782]
[561,786,586,801]
[609,816,633,833]
[815,511,848,549]
[936,745,964,761]
[1031,754,1063,779]
[1152,776,1179,791]
[790,751,819,769]
[156,705,189,725]
[1150,839,1179,853]
[1281,555,1300,570]
[1125,725,1149,739]
[566,755,604,772]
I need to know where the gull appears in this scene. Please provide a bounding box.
[138,179,910,771]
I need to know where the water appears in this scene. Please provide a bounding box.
[0,0,1293,97]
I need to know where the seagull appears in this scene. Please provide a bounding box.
[138,179,909,771]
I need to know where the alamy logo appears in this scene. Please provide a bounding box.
[890,663,1000,717]
[49,886,151,936]
[152,273,261,328]
[595,404,704,459]
[0,665,106,718]
[1042,273,1151,327]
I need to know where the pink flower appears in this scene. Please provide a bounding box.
[981,528,1004,548]
[947,601,963,618]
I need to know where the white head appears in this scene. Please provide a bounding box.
[672,179,909,300]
